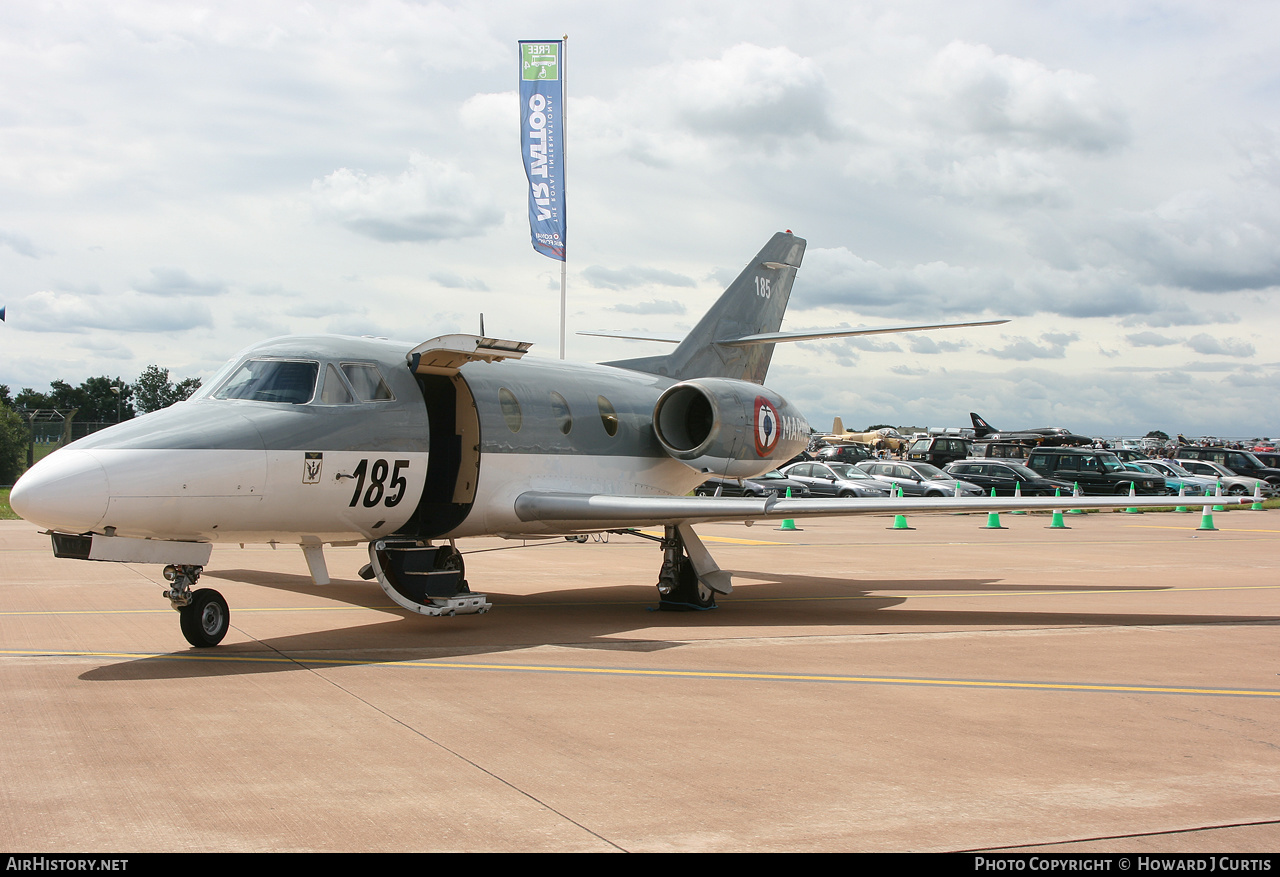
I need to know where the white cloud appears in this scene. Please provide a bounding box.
[583,265,697,290]
[664,44,837,141]
[311,152,503,242]
[135,267,227,297]
[611,299,687,315]
[917,41,1129,153]
[1185,333,1256,357]
[18,290,214,334]
[1107,190,1280,293]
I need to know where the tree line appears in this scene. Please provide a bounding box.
[0,365,201,484]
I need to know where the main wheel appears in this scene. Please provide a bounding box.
[179,588,230,648]
[658,557,716,611]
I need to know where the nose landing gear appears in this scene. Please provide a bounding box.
[163,564,229,648]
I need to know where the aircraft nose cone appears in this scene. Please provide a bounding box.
[10,449,110,532]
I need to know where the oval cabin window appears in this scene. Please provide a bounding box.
[499,388,522,433]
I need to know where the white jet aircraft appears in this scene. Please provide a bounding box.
[10,232,1242,647]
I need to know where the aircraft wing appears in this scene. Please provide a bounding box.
[513,490,1240,532]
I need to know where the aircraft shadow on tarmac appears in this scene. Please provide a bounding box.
[78,565,1280,682]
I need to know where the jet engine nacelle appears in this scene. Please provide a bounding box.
[652,378,809,479]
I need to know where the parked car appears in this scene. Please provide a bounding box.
[1252,451,1280,470]
[855,460,983,496]
[944,460,1074,496]
[696,470,812,498]
[814,443,873,464]
[1122,461,1203,496]
[1111,448,1149,463]
[904,435,972,467]
[1024,448,1166,495]
[1141,460,1218,496]
[1167,459,1278,497]
[780,461,892,497]
[1173,447,1280,488]
[972,442,1031,460]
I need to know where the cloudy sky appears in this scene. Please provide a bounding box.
[2,0,1278,438]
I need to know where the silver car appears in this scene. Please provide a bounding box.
[855,460,983,497]
[780,461,891,497]
[1166,459,1277,497]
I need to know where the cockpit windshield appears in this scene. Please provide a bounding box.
[214,359,318,404]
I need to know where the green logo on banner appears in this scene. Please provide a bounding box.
[522,43,559,81]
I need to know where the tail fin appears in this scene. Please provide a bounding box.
[970,412,995,439]
[605,231,806,383]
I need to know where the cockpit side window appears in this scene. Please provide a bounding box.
[341,363,395,401]
[320,364,355,404]
[214,359,318,404]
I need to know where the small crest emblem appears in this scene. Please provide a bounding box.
[303,452,323,484]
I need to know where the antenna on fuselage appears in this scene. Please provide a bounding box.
[480,313,485,336]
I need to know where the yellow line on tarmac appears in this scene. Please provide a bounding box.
[1,648,1276,698]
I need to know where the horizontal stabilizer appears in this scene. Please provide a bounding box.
[577,331,680,344]
[718,319,1009,347]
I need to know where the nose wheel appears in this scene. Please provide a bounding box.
[178,589,230,647]
[163,564,229,648]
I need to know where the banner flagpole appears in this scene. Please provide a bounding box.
[559,34,567,360]
[518,38,568,358]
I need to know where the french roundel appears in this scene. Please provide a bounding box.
[754,396,780,457]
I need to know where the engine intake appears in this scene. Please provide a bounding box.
[652,378,807,479]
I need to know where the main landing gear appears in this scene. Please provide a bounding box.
[640,524,733,610]
[567,524,732,611]
[657,525,716,610]
[163,564,229,648]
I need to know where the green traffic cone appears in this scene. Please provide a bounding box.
[1213,482,1225,513]
[1198,504,1217,531]
[1174,484,1190,514]
[777,487,799,530]
[1048,488,1069,529]
[1124,482,1141,514]
[1068,483,1086,514]
[1011,481,1027,514]
[983,488,1006,529]
[890,483,913,529]
[1251,482,1265,511]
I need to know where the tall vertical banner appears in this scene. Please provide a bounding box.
[520,40,566,261]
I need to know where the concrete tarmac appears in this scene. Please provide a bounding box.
[1,508,1278,852]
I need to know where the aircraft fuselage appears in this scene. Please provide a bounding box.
[12,333,805,546]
